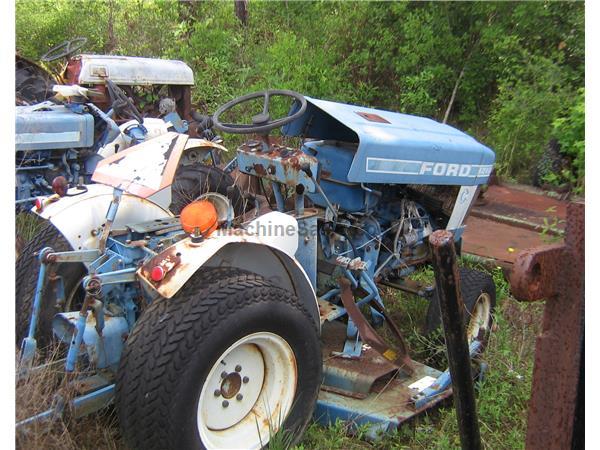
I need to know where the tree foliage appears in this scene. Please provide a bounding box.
[550,88,585,191]
[16,0,584,185]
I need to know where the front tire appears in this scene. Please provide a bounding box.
[425,268,496,348]
[116,267,322,450]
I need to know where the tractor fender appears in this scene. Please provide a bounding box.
[138,212,321,329]
[97,118,229,160]
[35,183,171,251]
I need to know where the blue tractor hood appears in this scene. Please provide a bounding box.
[282,97,495,186]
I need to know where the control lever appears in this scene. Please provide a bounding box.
[300,163,338,220]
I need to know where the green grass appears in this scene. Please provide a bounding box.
[16,212,44,243]
[293,260,542,450]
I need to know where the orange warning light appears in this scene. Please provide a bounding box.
[179,200,219,237]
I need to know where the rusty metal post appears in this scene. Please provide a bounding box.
[429,230,481,450]
[510,202,584,450]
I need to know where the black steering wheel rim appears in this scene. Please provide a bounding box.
[41,37,88,62]
[106,79,144,123]
[212,89,307,134]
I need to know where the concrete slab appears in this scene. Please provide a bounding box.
[463,184,570,265]
[463,216,553,265]
[472,184,567,231]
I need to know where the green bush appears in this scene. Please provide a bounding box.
[487,55,572,181]
[551,88,584,191]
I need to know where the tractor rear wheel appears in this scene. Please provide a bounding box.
[116,267,322,450]
[169,164,245,216]
[425,267,496,348]
[15,221,86,348]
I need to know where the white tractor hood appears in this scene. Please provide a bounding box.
[74,54,194,86]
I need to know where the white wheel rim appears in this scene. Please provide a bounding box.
[466,293,492,342]
[197,332,297,449]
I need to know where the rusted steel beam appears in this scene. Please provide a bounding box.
[509,202,584,450]
[429,230,482,450]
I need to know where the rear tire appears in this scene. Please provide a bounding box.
[15,222,86,348]
[116,267,322,450]
[425,268,496,348]
[170,164,245,216]
[533,138,564,188]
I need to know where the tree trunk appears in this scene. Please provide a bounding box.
[443,65,465,124]
[105,0,117,53]
[443,11,496,124]
[234,0,248,26]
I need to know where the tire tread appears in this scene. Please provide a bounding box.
[116,267,319,450]
[425,267,496,335]
[15,222,72,345]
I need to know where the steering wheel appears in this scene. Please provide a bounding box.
[106,79,144,123]
[41,37,88,62]
[212,89,307,134]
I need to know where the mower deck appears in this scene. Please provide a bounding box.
[314,321,450,437]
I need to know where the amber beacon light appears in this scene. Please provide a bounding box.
[179,200,219,240]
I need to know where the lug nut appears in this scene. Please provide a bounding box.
[221,371,228,379]
[236,394,243,401]
[243,376,249,383]
[222,400,229,408]
[235,365,242,372]
[214,389,221,397]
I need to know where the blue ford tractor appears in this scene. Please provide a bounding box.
[17,90,495,449]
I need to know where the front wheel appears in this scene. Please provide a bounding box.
[116,267,322,450]
[425,267,496,348]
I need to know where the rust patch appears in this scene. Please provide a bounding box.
[287,156,301,170]
[238,140,318,191]
[355,111,391,124]
[252,163,266,176]
[220,372,242,399]
[320,321,402,399]
[318,299,339,322]
[509,244,564,301]
[128,239,149,247]
[139,246,181,285]
[338,277,414,375]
